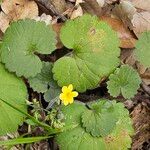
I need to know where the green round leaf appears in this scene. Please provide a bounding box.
[53,15,120,92]
[135,31,150,68]
[28,62,53,93]
[0,19,56,78]
[0,64,27,135]
[107,65,141,99]
[56,100,134,150]
[81,101,118,137]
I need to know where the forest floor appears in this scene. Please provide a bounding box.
[0,0,150,150]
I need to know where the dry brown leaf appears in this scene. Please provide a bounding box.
[50,0,66,14]
[105,0,118,4]
[120,49,136,66]
[80,0,102,16]
[130,0,150,11]
[68,0,76,2]
[101,16,137,48]
[75,0,84,5]
[113,1,150,36]
[112,0,136,29]
[70,5,83,19]
[1,0,38,21]
[131,103,150,150]
[52,23,63,49]
[141,68,150,85]
[132,11,150,36]
[136,63,147,75]
[96,0,105,7]
[0,12,9,32]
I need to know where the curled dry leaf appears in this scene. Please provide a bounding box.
[112,0,136,29]
[1,0,38,21]
[132,12,150,36]
[0,12,9,32]
[113,1,136,20]
[70,5,83,19]
[130,0,150,11]
[112,1,150,36]
[101,16,136,48]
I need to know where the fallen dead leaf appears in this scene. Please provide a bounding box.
[96,0,105,7]
[1,0,38,21]
[68,0,76,2]
[113,1,150,36]
[131,103,150,150]
[101,16,137,48]
[0,12,9,32]
[80,0,102,16]
[105,0,119,4]
[112,0,136,29]
[136,63,147,75]
[129,0,150,12]
[50,0,66,14]
[140,68,150,85]
[52,23,63,49]
[120,49,136,66]
[70,5,83,19]
[132,11,150,36]
[75,0,84,5]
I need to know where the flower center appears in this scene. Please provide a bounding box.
[66,92,72,99]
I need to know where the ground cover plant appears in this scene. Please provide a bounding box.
[0,0,150,150]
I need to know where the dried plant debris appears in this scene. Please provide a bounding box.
[131,103,150,150]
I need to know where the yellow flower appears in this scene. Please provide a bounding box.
[59,84,78,106]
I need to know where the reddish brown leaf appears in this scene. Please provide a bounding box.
[101,16,137,48]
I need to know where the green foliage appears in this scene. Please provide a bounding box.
[0,136,50,146]
[107,65,141,99]
[43,77,61,102]
[82,101,118,137]
[28,61,61,102]
[44,87,60,102]
[0,63,27,136]
[53,14,120,92]
[28,62,53,93]
[46,109,65,129]
[56,100,134,150]
[0,19,56,78]
[135,31,150,68]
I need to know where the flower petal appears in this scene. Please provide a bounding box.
[72,91,78,97]
[63,100,69,106]
[62,86,68,93]
[68,84,73,91]
[59,93,65,100]
[69,97,74,104]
